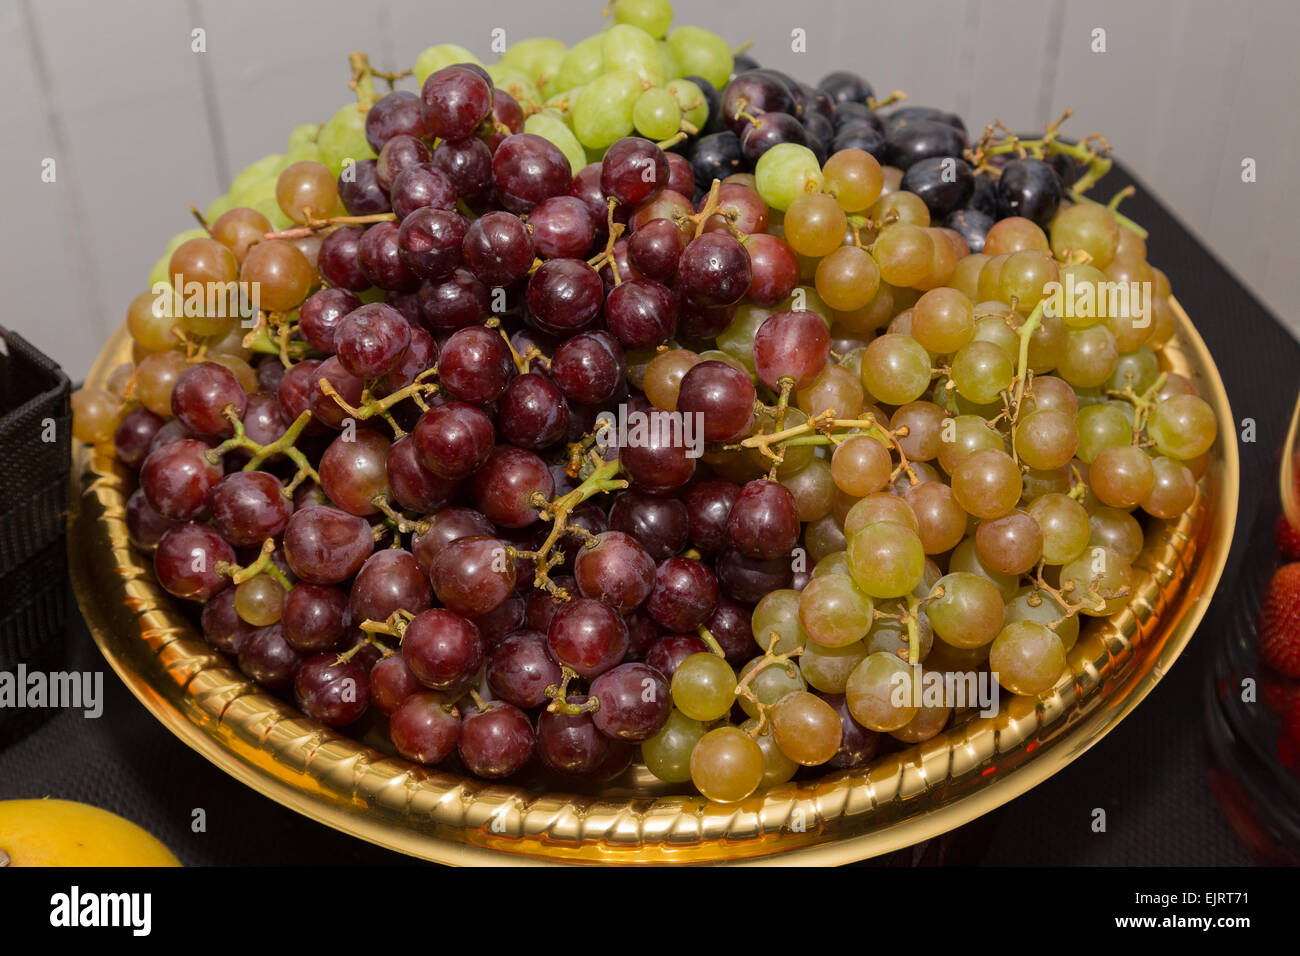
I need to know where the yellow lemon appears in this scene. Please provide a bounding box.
[0,799,180,867]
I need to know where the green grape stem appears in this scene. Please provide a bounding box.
[545,666,601,715]
[734,633,804,737]
[319,370,439,439]
[348,51,378,111]
[207,406,320,494]
[696,624,726,657]
[214,537,292,590]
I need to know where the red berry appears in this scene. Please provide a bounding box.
[1276,515,1300,562]
[1259,563,1300,678]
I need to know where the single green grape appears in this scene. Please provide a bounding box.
[670,653,737,722]
[751,589,809,654]
[1148,394,1217,461]
[666,25,733,87]
[667,78,709,130]
[845,652,918,732]
[1003,586,1080,652]
[487,64,540,104]
[847,521,926,599]
[641,709,708,784]
[950,341,1014,406]
[739,718,800,786]
[800,639,870,694]
[798,573,874,647]
[572,70,643,149]
[633,86,682,140]
[603,23,666,86]
[657,40,682,82]
[552,34,606,93]
[1074,402,1133,463]
[318,103,377,177]
[612,0,674,38]
[989,621,1066,696]
[927,572,1005,649]
[736,658,806,719]
[755,143,824,212]
[414,43,482,85]
[229,153,285,197]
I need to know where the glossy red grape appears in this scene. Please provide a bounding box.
[412,401,495,479]
[397,206,469,280]
[463,211,535,286]
[370,655,422,716]
[437,325,514,403]
[431,136,493,197]
[125,487,181,553]
[601,137,669,206]
[547,598,629,678]
[308,356,365,430]
[140,438,223,520]
[411,506,496,572]
[200,587,256,655]
[417,268,491,331]
[645,633,709,678]
[172,362,247,437]
[365,89,425,152]
[376,134,432,191]
[458,701,534,779]
[608,491,689,561]
[113,406,164,469]
[704,598,756,665]
[678,233,752,307]
[527,196,596,260]
[319,428,391,517]
[683,479,742,553]
[604,278,678,350]
[493,133,573,213]
[318,225,369,292]
[753,310,832,390]
[294,654,370,727]
[337,159,391,216]
[402,608,484,690]
[210,471,291,547]
[299,288,362,354]
[236,622,301,689]
[429,535,516,617]
[549,330,625,406]
[590,662,671,741]
[716,547,794,604]
[350,548,432,623]
[389,691,460,764]
[281,582,349,653]
[386,435,462,513]
[677,360,757,442]
[282,506,374,584]
[574,531,656,613]
[469,446,554,528]
[486,629,562,709]
[358,220,420,292]
[726,479,801,559]
[536,699,609,775]
[526,258,604,335]
[628,218,688,281]
[646,557,720,632]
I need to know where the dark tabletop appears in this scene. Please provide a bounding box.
[1,162,1291,866]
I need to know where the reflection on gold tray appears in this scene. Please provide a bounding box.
[68,298,1237,865]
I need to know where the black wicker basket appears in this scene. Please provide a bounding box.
[0,326,72,746]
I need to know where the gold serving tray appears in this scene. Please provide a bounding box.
[69,298,1237,865]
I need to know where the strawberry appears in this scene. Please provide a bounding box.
[1280,698,1300,772]
[1259,563,1300,678]
[1276,515,1300,562]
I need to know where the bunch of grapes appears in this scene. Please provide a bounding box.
[71,1,1220,805]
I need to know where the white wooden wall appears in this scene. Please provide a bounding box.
[2,0,1296,381]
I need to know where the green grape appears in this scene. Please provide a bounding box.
[666,25,733,87]
[845,652,918,732]
[800,639,870,694]
[951,341,1014,405]
[544,87,580,120]
[948,536,1018,601]
[844,492,920,536]
[936,413,1006,474]
[524,111,588,175]
[286,122,319,151]
[739,718,800,786]
[1026,493,1090,565]
[671,653,737,721]
[1142,456,1198,519]
[641,709,708,783]
[998,250,1058,309]
[1107,345,1160,396]
[754,143,824,212]
[1014,408,1078,471]
[715,303,770,373]
[860,333,932,406]
[847,521,926,599]
[1004,587,1080,652]
[204,193,234,223]
[1057,325,1119,389]
[928,572,1004,649]
[552,35,606,93]
[1148,395,1217,461]
[863,602,934,661]
[1088,506,1144,565]
[780,456,836,522]
[690,726,765,802]
[657,40,682,82]
[950,448,1022,520]
[164,227,209,258]
[812,550,850,578]
[989,621,1066,696]
[147,253,170,288]
[284,141,322,165]
[1060,547,1133,616]
[633,86,682,140]
[1050,203,1120,268]
[487,64,540,104]
[613,0,674,38]
[1090,444,1155,509]
[499,37,567,86]
[667,77,709,130]
[872,223,933,287]
[1051,262,1110,329]
[229,153,285,197]
[318,104,377,177]
[234,179,293,231]
[602,23,665,86]
[572,70,643,149]
[1074,402,1133,463]
[414,44,482,85]
[751,589,809,654]
[912,288,974,354]
[798,573,874,647]
[737,657,806,719]
[972,312,1020,361]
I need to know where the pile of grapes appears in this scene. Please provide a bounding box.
[71,0,1220,804]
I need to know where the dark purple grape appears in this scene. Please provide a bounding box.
[885,118,967,171]
[740,111,811,164]
[536,700,608,775]
[282,582,349,653]
[644,633,708,678]
[726,479,800,559]
[319,225,369,292]
[140,438,222,520]
[429,535,515,617]
[600,137,669,206]
[589,662,670,741]
[608,492,689,561]
[421,65,493,141]
[676,360,756,442]
[411,506,495,573]
[113,406,164,469]
[678,233,751,307]
[818,70,874,105]
[295,654,370,727]
[820,691,881,769]
[752,310,832,390]
[942,208,994,254]
[618,426,697,494]
[645,557,719,632]
[358,220,420,292]
[547,598,629,678]
[126,487,181,553]
[281,506,374,584]
[678,298,737,339]
[437,325,514,403]
[237,622,301,689]
[390,163,457,220]
[275,359,321,429]
[200,587,256,655]
[397,206,469,280]
[412,401,496,479]
[469,446,554,528]
[384,435,459,514]
[337,159,391,217]
[573,531,656,613]
[365,89,425,151]
[390,691,460,764]
[471,595,526,647]
[548,331,624,406]
[995,157,1064,227]
[901,155,975,217]
[496,373,568,450]
[350,548,432,624]
[318,428,391,516]
[487,629,561,708]
[376,134,432,191]
[375,325,436,394]
[525,257,604,335]
[308,356,365,431]
[171,362,246,437]
[153,523,232,603]
[299,288,362,354]
[603,278,677,350]
[703,597,754,666]
[490,88,524,139]
[459,701,534,778]
[527,196,596,260]
[403,608,484,690]
[334,302,411,378]
[417,268,490,331]
[371,654,422,715]
[254,357,286,394]
[624,608,661,660]
[463,210,535,286]
[690,132,743,189]
[721,72,795,135]
[716,547,794,603]
[210,471,291,547]
[665,152,695,197]
[432,136,493,197]
[627,218,687,281]
[493,133,573,213]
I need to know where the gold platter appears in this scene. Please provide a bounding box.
[68,298,1238,865]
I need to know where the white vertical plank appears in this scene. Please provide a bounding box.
[965,0,1063,135]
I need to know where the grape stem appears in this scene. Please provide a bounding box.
[683,178,724,239]
[188,205,212,236]
[338,632,397,664]
[734,409,918,484]
[262,212,396,242]
[1107,371,1168,436]
[207,406,321,495]
[319,370,439,439]
[357,609,415,644]
[734,632,804,737]
[348,51,378,111]
[544,666,600,715]
[510,457,628,599]
[906,593,922,666]
[696,624,726,657]
[214,538,292,590]
[586,198,627,281]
